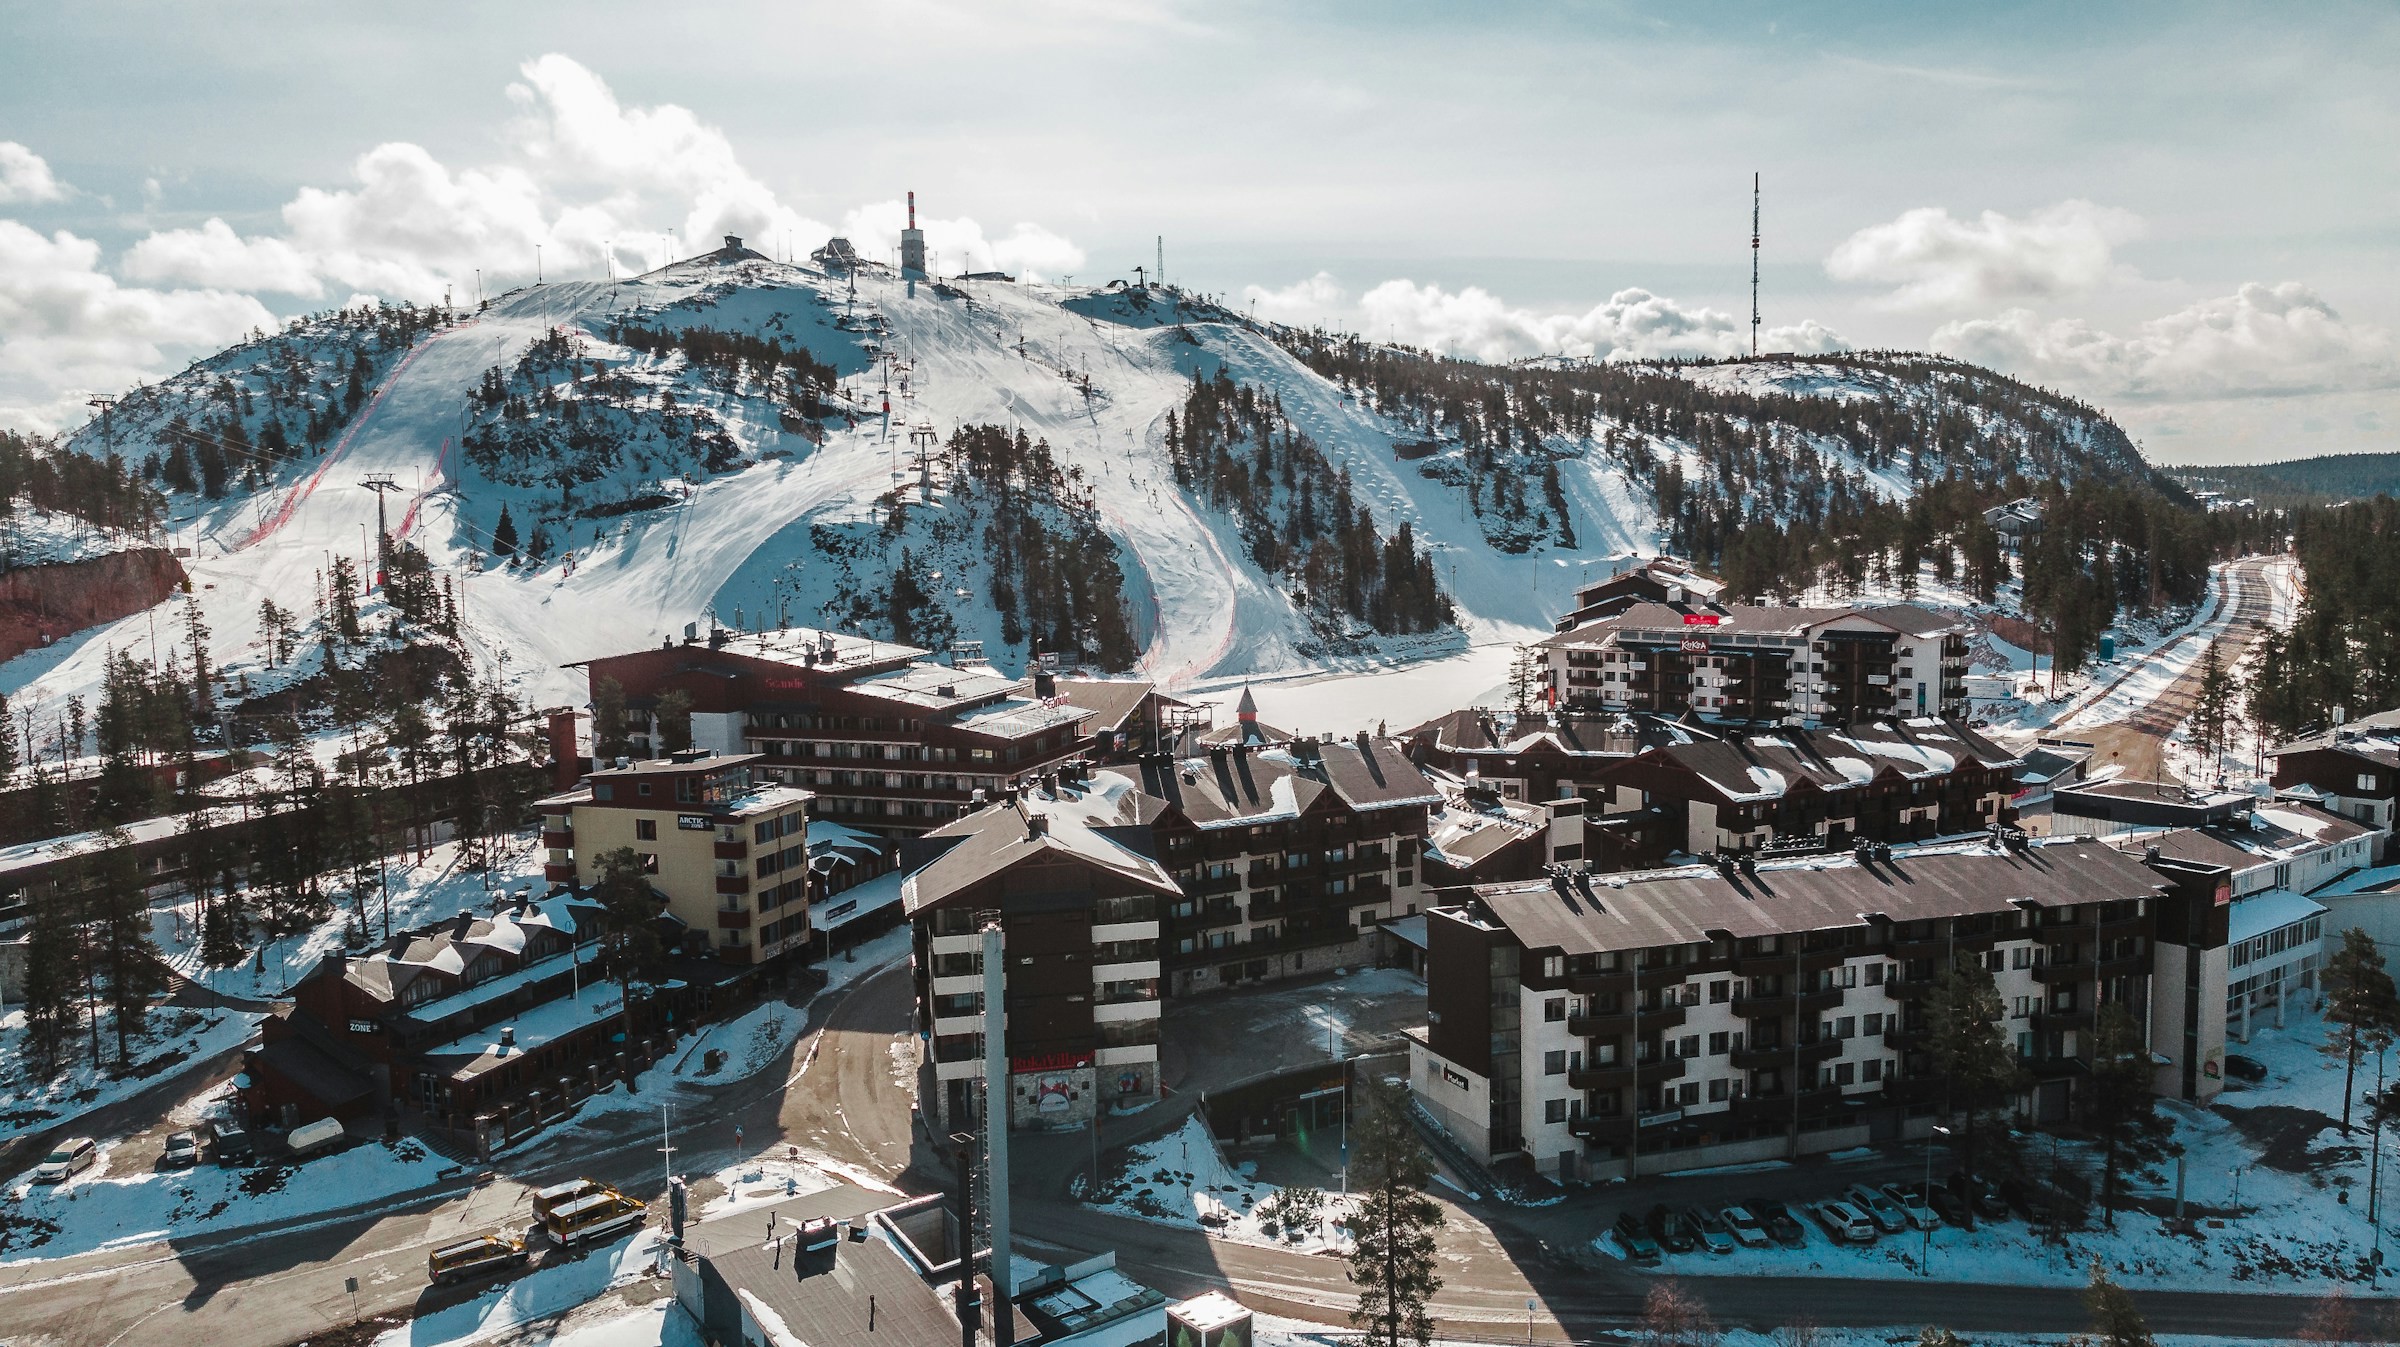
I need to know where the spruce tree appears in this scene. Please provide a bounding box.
[491,504,519,557]
[20,884,81,1078]
[593,846,663,1062]
[2082,1260,2156,1347]
[2321,928,2400,1136]
[1346,1078,1444,1347]
[87,827,155,1065]
[655,689,694,755]
[1922,946,2024,1219]
[2085,1001,2176,1228]
[592,676,632,762]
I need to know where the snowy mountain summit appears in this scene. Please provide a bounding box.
[36,246,2156,717]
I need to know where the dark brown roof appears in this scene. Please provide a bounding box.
[1639,718,2019,802]
[1466,839,2166,956]
[1404,708,1688,759]
[1054,678,1156,733]
[902,792,1177,914]
[1131,739,1437,829]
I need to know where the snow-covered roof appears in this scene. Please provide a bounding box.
[903,792,1178,914]
[2229,888,2328,946]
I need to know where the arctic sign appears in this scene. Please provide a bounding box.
[1682,614,1722,627]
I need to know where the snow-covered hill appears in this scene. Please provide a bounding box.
[7,252,2159,727]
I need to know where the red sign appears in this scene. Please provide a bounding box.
[1678,639,1710,653]
[1010,1050,1094,1074]
[1682,614,1722,627]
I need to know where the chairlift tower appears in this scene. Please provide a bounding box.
[361,474,405,579]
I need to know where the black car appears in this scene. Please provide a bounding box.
[207,1119,254,1166]
[1948,1171,2009,1219]
[1647,1203,1697,1254]
[1612,1211,1663,1263]
[1924,1182,1972,1227]
[1749,1199,1808,1248]
[2224,1054,2269,1083]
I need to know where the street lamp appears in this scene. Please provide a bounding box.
[1921,1122,1951,1275]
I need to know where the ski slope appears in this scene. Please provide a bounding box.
[4,256,1670,722]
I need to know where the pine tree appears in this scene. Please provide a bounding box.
[2321,928,2400,1136]
[87,827,156,1065]
[1921,947,2025,1218]
[2082,1260,2156,1347]
[2085,1001,2177,1228]
[20,883,82,1078]
[655,688,694,755]
[592,676,631,761]
[491,504,519,557]
[2189,646,2236,769]
[593,846,663,1066]
[1346,1077,1444,1347]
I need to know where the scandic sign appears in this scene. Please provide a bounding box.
[1681,614,1722,627]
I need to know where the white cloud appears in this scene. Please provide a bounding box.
[122,218,322,296]
[0,142,65,205]
[1933,281,2398,400]
[836,200,1085,281]
[1826,200,2143,310]
[1354,279,1843,363]
[0,221,274,434]
[1243,271,1346,321]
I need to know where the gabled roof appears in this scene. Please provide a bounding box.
[1131,739,1438,829]
[1624,717,2018,803]
[1053,678,1159,733]
[1404,708,1695,759]
[902,787,1177,914]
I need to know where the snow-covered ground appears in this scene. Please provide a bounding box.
[1095,1114,1357,1256]
[368,1228,669,1347]
[0,508,153,569]
[0,1003,260,1146]
[1621,1004,2393,1293]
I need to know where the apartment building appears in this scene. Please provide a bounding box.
[901,794,1172,1132]
[1551,555,1726,631]
[2272,709,2400,858]
[1402,708,1684,805]
[538,751,816,966]
[1543,600,1971,726]
[1407,838,2231,1182]
[577,628,1085,835]
[1584,717,2022,856]
[2111,798,2383,1041]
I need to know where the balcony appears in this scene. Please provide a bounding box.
[1568,1010,1634,1039]
[715,907,752,930]
[1796,986,1845,1015]
[1730,988,1793,1018]
[2033,1006,2094,1032]
[1188,871,1243,898]
[714,839,748,860]
[541,830,573,850]
[2029,961,2084,986]
[715,875,750,895]
[1730,1041,1788,1071]
[1191,901,1244,930]
[1567,1062,1634,1091]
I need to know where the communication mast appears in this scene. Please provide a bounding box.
[1750,172,1761,359]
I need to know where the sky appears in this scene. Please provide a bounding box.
[2,0,2394,465]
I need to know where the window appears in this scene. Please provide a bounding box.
[1677,1082,1699,1106]
[1834,1062,1855,1085]
[1543,1050,1567,1076]
[1708,1031,1729,1055]
[635,819,657,841]
[1863,1059,1884,1083]
[1708,1078,1730,1103]
[1863,1013,1884,1036]
[1709,979,1730,1004]
[1542,955,1564,978]
[1678,1034,1700,1059]
[1543,1099,1568,1125]
[1544,998,1566,1023]
[637,781,653,797]
[1865,963,1884,987]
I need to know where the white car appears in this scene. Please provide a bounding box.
[1812,1199,1878,1245]
[34,1137,97,1184]
[1881,1183,1940,1231]
[1720,1204,1772,1248]
[1844,1183,1910,1235]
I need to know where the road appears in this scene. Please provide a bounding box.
[2052,555,2290,787]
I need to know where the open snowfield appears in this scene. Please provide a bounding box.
[1096,1114,1359,1257]
[1620,1004,2395,1294]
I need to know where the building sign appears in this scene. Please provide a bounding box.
[1682,614,1722,627]
[1678,638,1711,653]
[1010,1049,1094,1074]
[1637,1108,1684,1128]
[677,815,712,831]
[348,1019,379,1035]
[1441,1065,1470,1089]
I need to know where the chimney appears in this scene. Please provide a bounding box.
[908,190,916,230]
[547,709,582,790]
[499,1026,516,1049]
[1026,813,1049,841]
[1033,670,1057,700]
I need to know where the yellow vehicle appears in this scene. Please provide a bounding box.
[530,1178,601,1224]
[427,1232,526,1285]
[541,1185,647,1247]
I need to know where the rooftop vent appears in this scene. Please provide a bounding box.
[499,1026,516,1048]
[1025,814,1050,841]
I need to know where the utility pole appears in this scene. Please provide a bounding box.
[85,395,117,454]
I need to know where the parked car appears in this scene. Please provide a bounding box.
[1647,1204,1697,1254]
[161,1131,203,1169]
[1812,1199,1879,1245]
[1612,1211,1662,1263]
[207,1119,254,1166]
[427,1231,528,1286]
[1949,1171,2009,1219]
[1683,1204,1735,1255]
[33,1137,96,1184]
[1924,1183,1972,1227]
[1720,1205,1772,1248]
[1844,1183,1909,1235]
[2224,1054,2268,1083]
[1750,1199,1808,1248]
[1880,1182,1940,1231]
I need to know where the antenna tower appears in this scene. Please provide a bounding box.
[1750,172,1761,358]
